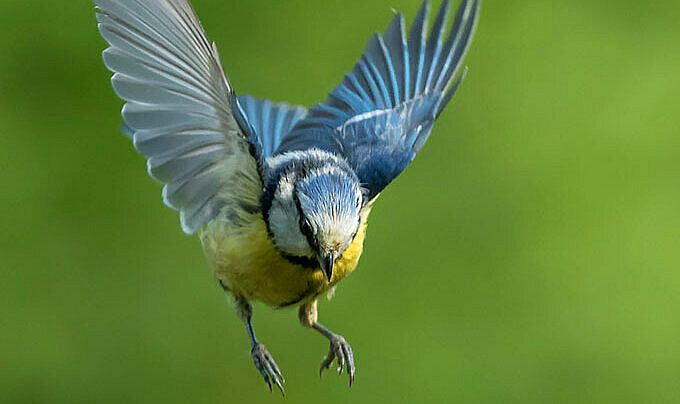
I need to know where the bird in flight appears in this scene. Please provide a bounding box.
[95,0,480,393]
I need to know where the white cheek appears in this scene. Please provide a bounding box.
[269,202,314,258]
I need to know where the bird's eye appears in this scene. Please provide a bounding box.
[300,220,313,237]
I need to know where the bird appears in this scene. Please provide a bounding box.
[94,0,480,393]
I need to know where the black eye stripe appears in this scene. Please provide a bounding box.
[292,188,319,252]
[300,220,313,238]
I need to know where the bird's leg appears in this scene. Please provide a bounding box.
[299,300,355,386]
[233,294,285,394]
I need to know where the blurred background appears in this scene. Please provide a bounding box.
[1,0,679,403]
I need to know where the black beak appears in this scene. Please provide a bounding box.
[319,253,336,282]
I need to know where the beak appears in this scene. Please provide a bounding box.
[318,252,336,282]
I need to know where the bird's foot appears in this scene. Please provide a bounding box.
[319,334,355,386]
[251,343,285,395]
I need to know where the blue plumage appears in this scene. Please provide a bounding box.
[236,95,307,158]
[275,0,481,199]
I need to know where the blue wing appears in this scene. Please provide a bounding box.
[236,95,307,158]
[278,0,481,199]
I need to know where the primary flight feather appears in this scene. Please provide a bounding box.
[95,0,480,392]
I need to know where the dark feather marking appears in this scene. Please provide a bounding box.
[292,188,319,254]
[276,285,316,308]
[218,279,231,292]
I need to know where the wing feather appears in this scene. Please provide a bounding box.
[408,1,431,99]
[280,0,481,199]
[384,14,409,101]
[95,0,263,234]
[236,95,307,158]
[424,0,452,90]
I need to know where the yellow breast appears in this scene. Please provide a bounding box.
[200,205,373,308]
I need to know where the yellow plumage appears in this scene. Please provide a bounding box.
[200,202,374,308]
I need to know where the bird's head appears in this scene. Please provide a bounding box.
[266,151,363,281]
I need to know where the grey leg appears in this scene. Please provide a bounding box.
[299,300,355,386]
[234,295,285,394]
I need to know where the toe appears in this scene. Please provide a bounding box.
[251,344,285,394]
[263,359,284,395]
[336,344,345,374]
[337,337,354,386]
[319,336,356,386]
[344,343,355,386]
[319,349,336,378]
[268,355,285,383]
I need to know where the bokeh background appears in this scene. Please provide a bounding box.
[2,0,679,402]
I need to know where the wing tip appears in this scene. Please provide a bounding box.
[436,65,468,117]
[145,158,166,186]
[163,186,198,235]
[120,122,134,139]
[179,211,199,235]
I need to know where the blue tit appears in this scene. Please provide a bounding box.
[95,0,480,393]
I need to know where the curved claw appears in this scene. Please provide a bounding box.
[251,343,285,395]
[319,335,355,386]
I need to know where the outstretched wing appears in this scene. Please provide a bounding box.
[280,0,481,200]
[237,95,307,158]
[95,0,263,234]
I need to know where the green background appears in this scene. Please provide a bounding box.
[2,0,679,402]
